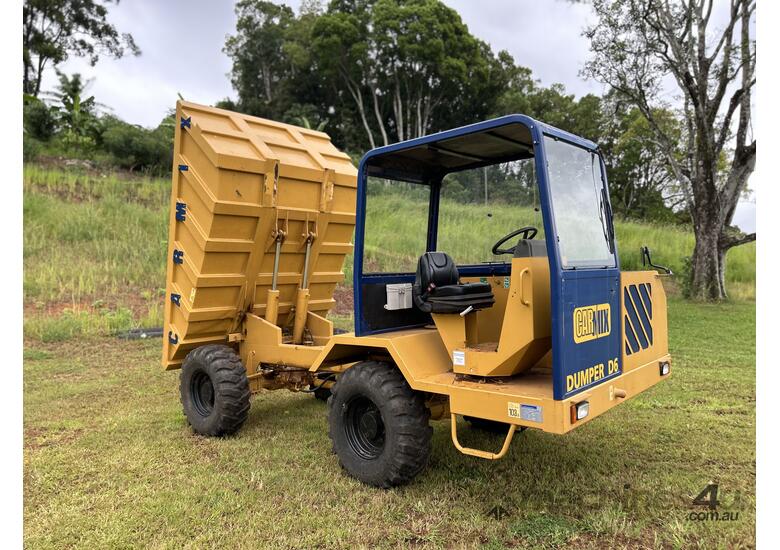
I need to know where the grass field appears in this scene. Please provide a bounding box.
[23,163,756,547]
[23,298,755,548]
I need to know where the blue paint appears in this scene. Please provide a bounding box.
[638,283,653,318]
[625,316,640,355]
[168,331,178,345]
[629,285,653,344]
[170,293,181,306]
[175,201,187,222]
[178,164,188,172]
[180,116,191,129]
[172,249,184,264]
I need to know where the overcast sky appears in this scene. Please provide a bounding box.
[40,0,755,231]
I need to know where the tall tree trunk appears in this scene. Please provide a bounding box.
[689,205,724,300]
[343,77,375,150]
[370,83,389,146]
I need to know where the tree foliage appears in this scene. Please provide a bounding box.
[583,0,756,299]
[23,0,140,97]
[220,0,690,225]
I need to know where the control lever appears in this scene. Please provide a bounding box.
[460,306,474,317]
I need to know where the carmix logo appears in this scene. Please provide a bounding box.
[573,303,611,343]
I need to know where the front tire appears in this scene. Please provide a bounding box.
[328,361,432,488]
[180,344,250,436]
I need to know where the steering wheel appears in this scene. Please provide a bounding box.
[491,226,538,256]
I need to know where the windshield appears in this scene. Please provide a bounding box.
[439,158,543,264]
[544,136,615,269]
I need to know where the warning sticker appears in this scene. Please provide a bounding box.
[453,350,465,366]
[508,402,543,423]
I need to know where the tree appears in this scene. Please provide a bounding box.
[45,71,101,151]
[605,104,681,220]
[223,1,296,120]
[583,0,756,300]
[309,0,511,149]
[100,115,173,173]
[23,0,140,97]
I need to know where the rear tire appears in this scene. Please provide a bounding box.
[180,344,250,437]
[328,361,432,488]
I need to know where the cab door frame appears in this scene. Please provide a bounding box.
[532,126,622,400]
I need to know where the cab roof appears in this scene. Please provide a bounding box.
[359,114,598,184]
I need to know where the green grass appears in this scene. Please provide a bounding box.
[23,298,755,548]
[23,163,755,546]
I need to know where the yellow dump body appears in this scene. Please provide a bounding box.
[162,101,357,369]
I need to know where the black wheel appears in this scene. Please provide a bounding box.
[465,416,525,434]
[180,344,250,437]
[328,361,432,488]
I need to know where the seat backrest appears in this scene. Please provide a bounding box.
[416,252,459,290]
[413,252,458,312]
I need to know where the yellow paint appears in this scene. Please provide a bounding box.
[572,303,611,343]
[621,271,669,372]
[431,257,551,377]
[450,414,518,459]
[161,101,356,370]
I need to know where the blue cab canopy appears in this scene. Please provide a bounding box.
[353,115,621,402]
[359,115,598,183]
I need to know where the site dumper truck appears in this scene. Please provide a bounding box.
[162,101,671,487]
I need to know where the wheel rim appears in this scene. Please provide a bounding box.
[191,370,215,417]
[344,396,385,460]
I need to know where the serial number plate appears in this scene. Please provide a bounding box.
[508,402,542,423]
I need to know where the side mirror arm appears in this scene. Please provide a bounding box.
[641,246,673,275]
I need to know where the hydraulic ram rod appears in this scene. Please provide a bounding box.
[292,233,314,344]
[265,230,285,325]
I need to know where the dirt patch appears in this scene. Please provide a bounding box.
[34,155,155,181]
[24,291,163,319]
[24,426,85,450]
[332,285,354,315]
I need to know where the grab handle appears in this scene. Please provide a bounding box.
[519,268,530,306]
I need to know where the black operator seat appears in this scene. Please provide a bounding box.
[412,252,495,314]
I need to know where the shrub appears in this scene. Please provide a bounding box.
[23,136,42,162]
[23,97,59,140]
[100,117,172,174]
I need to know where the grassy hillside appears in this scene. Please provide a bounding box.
[23,164,755,340]
[363,192,755,283]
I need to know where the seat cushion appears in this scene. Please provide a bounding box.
[413,252,495,314]
[429,282,491,298]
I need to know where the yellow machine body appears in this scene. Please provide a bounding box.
[307,270,669,440]
[163,103,671,461]
[162,101,357,370]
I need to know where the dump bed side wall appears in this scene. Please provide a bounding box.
[162,101,356,369]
